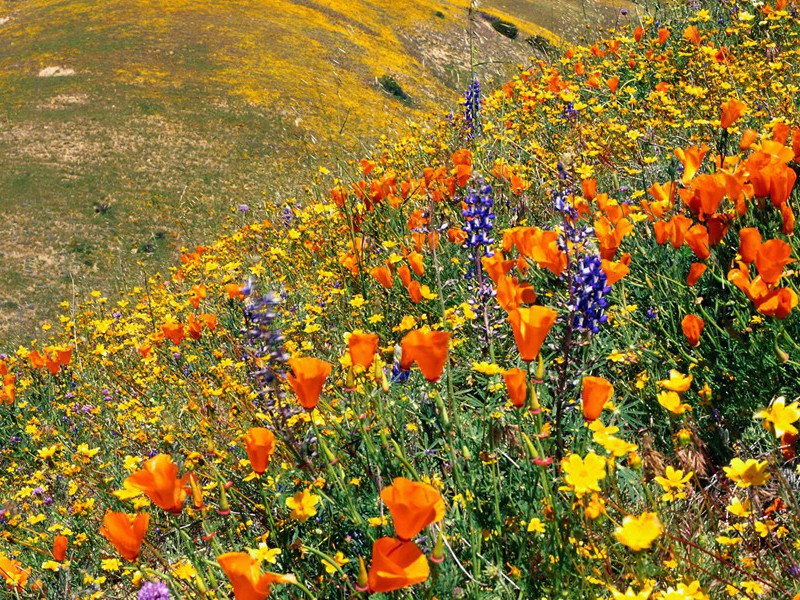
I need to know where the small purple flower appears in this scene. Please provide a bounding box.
[138,581,170,600]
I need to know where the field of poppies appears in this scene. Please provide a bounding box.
[2,0,800,598]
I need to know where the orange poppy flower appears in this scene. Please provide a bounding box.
[28,350,46,370]
[287,357,332,410]
[52,535,68,562]
[685,224,710,260]
[397,265,412,288]
[245,427,276,474]
[755,239,794,285]
[348,331,379,369]
[740,129,758,151]
[511,227,567,276]
[99,510,149,562]
[681,314,704,347]
[674,145,709,184]
[657,28,670,44]
[683,25,701,46]
[720,99,746,130]
[187,314,203,341]
[601,256,630,286]
[217,552,296,600]
[607,76,619,94]
[161,322,186,346]
[407,252,425,277]
[495,276,536,312]
[447,228,467,245]
[739,228,762,263]
[507,306,558,362]
[370,265,393,289]
[503,368,527,408]
[582,376,613,421]
[381,477,445,540]
[201,314,218,331]
[0,554,29,592]
[481,251,516,284]
[125,454,191,513]
[686,263,707,287]
[368,537,430,593]
[400,330,450,381]
[581,178,597,201]
[633,26,644,43]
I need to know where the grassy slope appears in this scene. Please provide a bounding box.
[0,0,624,344]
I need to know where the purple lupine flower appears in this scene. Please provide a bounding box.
[571,255,610,334]
[462,180,495,251]
[138,581,170,600]
[463,78,482,138]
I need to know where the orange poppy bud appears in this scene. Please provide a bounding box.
[287,357,332,410]
[52,535,68,562]
[348,332,379,369]
[217,552,296,600]
[581,376,613,421]
[367,537,429,593]
[720,99,746,130]
[739,129,758,150]
[755,239,794,285]
[681,314,704,347]
[503,368,527,408]
[781,203,795,235]
[161,322,185,346]
[686,263,707,287]
[99,510,149,562]
[739,228,762,263]
[370,265,394,289]
[125,454,191,514]
[244,427,276,475]
[381,477,445,540]
[507,306,558,362]
[400,330,450,381]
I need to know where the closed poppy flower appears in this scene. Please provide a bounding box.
[681,314,704,347]
[720,99,746,130]
[244,427,276,474]
[217,552,296,600]
[657,28,670,44]
[52,535,68,562]
[407,252,425,277]
[686,263,707,287]
[397,265,412,289]
[287,357,332,410]
[739,228,762,263]
[370,264,393,289]
[348,331,379,369]
[187,313,203,340]
[407,280,423,304]
[607,76,619,94]
[99,510,149,562]
[400,329,450,381]
[685,224,710,260]
[381,477,445,540]
[28,350,46,370]
[125,454,191,513]
[582,178,597,200]
[503,368,527,408]
[755,239,794,285]
[582,376,613,421]
[633,25,644,43]
[367,537,430,594]
[507,306,558,362]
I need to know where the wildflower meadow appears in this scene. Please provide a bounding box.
[2,0,800,598]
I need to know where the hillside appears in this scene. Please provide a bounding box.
[0,0,626,343]
[0,1,799,598]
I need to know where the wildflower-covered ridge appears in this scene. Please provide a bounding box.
[2,0,800,598]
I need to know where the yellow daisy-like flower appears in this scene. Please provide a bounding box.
[561,452,606,497]
[614,512,662,551]
[658,370,693,393]
[285,488,321,522]
[723,458,770,488]
[654,466,694,502]
[755,396,800,438]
